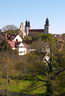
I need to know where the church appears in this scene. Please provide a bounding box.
[19,18,49,38]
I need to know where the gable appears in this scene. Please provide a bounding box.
[13,35,23,42]
[19,43,24,47]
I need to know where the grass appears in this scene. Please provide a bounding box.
[0,77,46,95]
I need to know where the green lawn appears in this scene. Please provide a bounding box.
[0,78,46,95]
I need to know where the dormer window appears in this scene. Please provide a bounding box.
[16,39,18,41]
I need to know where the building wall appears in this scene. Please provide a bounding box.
[18,47,27,55]
[13,35,23,42]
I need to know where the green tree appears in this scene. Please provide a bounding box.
[17,34,65,96]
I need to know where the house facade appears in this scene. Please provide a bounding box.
[13,35,23,42]
[18,43,29,55]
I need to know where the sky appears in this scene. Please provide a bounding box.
[0,0,65,34]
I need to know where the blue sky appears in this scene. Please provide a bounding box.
[0,0,65,34]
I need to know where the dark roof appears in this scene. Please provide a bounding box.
[45,18,49,26]
[29,29,44,33]
[23,43,30,49]
[7,34,17,40]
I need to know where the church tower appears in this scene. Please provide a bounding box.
[25,20,30,36]
[44,18,49,34]
[20,23,26,38]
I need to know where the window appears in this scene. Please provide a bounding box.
[19,50,25,53]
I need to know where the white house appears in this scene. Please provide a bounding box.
[18,43,29,56]
[13,35,23,42]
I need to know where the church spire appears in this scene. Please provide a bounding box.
[25,20,28,27]
[44,18,49,34]
[28,21,30,27]
[25,20,30,36]
[45,18,49,26]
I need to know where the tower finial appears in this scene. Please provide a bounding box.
[25,20,28,27]
[28,21,30,27]
[45,18,49,26]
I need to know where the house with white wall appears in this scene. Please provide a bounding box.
[7,34,30,55]
[18,43,29,55]
[13,35,23,42]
